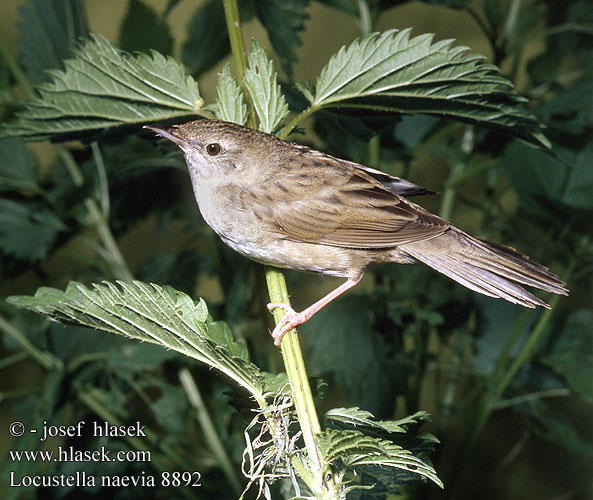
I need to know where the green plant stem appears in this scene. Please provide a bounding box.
[179,368,243,495]
[439,128,474,220]
[492,388,570,410]
[358,0,372,36]
[84,198,133,280]
[222,0,247,81]
[265,269,325,475]
[265,271,340,499]
[222,0,256,130]
[487,309,530,384]
[91,141,110,216]
[501,0,522,45]
[57,143,132,280]
[57,142,131,280]
[436,327,465,434]
[367,135,380,167]
[439,160,464,220]
[55,142,84,187]
[0,350,29,370]
[221,2,334,496]
[496,297,560,395]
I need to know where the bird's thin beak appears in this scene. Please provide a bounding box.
[143,125,188,147]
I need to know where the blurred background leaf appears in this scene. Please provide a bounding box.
[1,1,591,499]
[17,0,89,84]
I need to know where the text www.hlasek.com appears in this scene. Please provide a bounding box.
[9,446,150,463]
[8,420,202,489]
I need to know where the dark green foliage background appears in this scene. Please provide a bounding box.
[1,1,592,499]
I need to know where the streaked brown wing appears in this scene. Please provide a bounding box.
[341,159,437,196]
[243,156,448,249]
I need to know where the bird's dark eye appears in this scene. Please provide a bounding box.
[206,143,222,156]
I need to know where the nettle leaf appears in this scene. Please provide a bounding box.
[254,0,310,77]
[244,39,289,134]
[317,428,443,488]
[17,0,89,84]
[119,0,173,55]
[0,138,39,193]
[0,199,66,262]
[537,78,593,136]
[182,0,255,77]
[182,0,229,77]
[2,35,204,141]
[151,385,188,434]
[309,29,547,147]
[215,64,248,125]
[8,281,264,400]
[326,407,432,435]
[542,309,593,401]
[527,400,593,462]
[107,341,179,369]
[503,142,593,213]
[304,296,394,416]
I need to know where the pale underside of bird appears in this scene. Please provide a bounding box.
[145,120,568,346]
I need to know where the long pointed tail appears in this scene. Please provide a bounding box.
[399,229,568,308]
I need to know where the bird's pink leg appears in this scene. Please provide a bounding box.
[267,274,364,346]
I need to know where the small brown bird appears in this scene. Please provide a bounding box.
[145,120,568,345]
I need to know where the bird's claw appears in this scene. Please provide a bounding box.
[267,302,306,346]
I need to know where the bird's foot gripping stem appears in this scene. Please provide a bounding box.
[266,275,364,346]
[267,303,310,346]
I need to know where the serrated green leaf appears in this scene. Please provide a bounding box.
[136,250,200,295]
[310,29,547,146]
[8,281,264,400]
[107,341,179,369]
[119,0,173,55]
[151,385,188,434]
[518,399,593,462]
[2,35,203,141]
[304,296,394,416]
[537,79,593,136]
[317,428,442,487]
[503,142,593,213]
[0,138,39,193]
[215,64,248,125]
[326,407,431,434]
[17,0,89,84]
[244,39,289,134]
[472,296,534,374]
[261,371,290,396]
[0,199,66,261]
[182,0,231,77]
[254,0,310,77]
[48,322,121,361]
[542,309,593,401]
[394,114,440,150]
